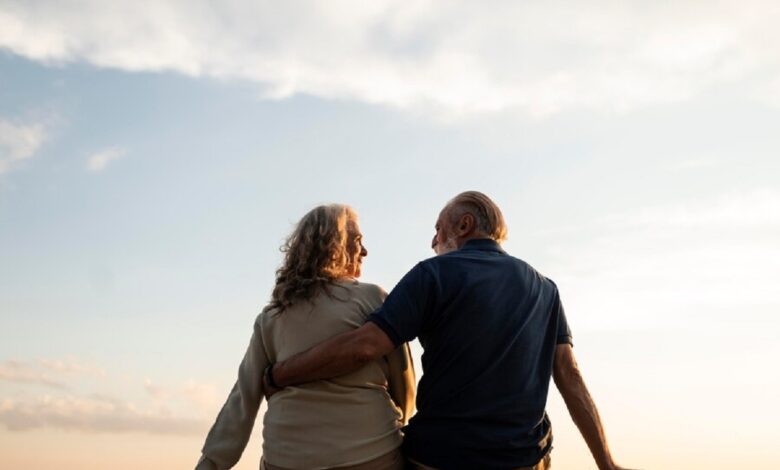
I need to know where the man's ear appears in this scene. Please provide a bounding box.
[456,213,476,236]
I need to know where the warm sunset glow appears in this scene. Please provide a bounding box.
[2,1,779,469]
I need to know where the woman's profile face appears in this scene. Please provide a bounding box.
[344,218,368,278]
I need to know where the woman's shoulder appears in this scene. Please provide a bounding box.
[256,281,386,327]
[255,303,282,328]
[341,279,387,302]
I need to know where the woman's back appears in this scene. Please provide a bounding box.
[259,280,404,469]
[196,205,414,470]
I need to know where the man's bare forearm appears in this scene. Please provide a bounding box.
[554,345,617,470]
[557,370,614,469]
[272,322,393,388]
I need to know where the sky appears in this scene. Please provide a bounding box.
[1,1,779,469]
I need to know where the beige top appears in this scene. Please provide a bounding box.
[197,280,416,470]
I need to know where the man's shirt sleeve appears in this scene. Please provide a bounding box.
[552,287,573,346]
[367,262,433,347]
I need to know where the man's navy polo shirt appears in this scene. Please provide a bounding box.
[368,239,572,470]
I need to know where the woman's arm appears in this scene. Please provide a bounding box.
[196,317,269,470]
[385,342,416,425]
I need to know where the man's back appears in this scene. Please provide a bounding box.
[369,239,572,469]
[267,192,633,470]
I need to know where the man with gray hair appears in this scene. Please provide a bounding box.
[266,191,633,470]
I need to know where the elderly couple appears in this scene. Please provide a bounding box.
[196,191,633,470]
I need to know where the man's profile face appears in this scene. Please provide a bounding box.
[432,208,458,255]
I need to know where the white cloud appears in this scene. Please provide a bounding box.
[0,119,46,174]
[0,394,207,435]
[86,147,126,172]
[1,1,780,117]
[538,189,780,330]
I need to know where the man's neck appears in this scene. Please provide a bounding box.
[455,234,494,249]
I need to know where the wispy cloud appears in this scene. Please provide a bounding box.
[0,357,106,389]
[0,358,215,435]
[1,1,779,117]
[86,147,126,173]
[0,394,207,435]
[1,356,219,435]
[537,188,780,329]
[598,188,780,233]
[0,119,46,174]
[144,378,220,414]
[667,158,719,172]
[0,360,66,389]
[38,358,107,379]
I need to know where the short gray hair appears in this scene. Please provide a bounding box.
[446,191,508,242]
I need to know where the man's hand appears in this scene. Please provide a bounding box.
[262,366,282,400]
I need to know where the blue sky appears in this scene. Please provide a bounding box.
[1,2,779,468]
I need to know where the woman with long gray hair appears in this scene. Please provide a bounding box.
[196,204,415,470]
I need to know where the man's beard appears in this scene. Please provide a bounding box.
[434,236,458,255]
